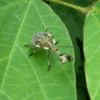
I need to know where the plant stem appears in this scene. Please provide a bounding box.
[47,0,89,14]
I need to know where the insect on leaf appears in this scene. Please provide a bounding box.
[0,0,76,99]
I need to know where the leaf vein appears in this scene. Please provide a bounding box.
[0,0,31,93]
[17,44,48,100]
[0,0,24,10]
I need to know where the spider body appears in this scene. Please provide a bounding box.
[25,30,73,71]
[31,32,56,50]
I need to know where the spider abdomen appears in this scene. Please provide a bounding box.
[31,32,55,49]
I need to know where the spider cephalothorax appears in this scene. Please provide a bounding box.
[25,29,73,71]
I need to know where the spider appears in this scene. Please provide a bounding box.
[24,29,73,71]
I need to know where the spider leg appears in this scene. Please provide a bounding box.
[47,49,51,71]
[54,42,74,48]
[24,45,36,48]
[29,48,41,56]
[51,50,54,68]
[57,46,74,48]
[54,41,59,45]
[46,29,51,34]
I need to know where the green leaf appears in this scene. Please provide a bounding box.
[49,1,91,99]
[0,0,76,100]
[84,1,100,100]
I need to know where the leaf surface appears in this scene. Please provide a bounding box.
[0,0,76,100]
[84,1,100,100]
